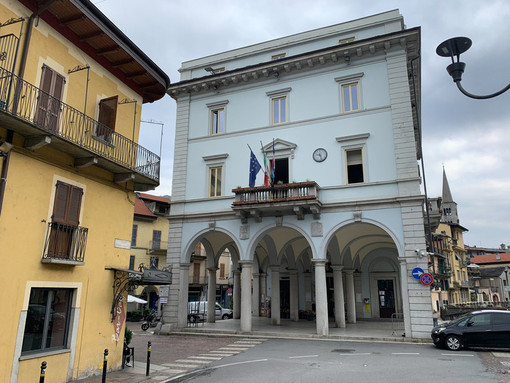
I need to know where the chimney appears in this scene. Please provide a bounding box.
[496,253,501,260]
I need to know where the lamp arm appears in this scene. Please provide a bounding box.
[456,80,510,100]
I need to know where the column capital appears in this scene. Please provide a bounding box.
[253,273,261,278]
[233,269,241,276]
[207,267,218,272]
[331,265,344,272]
[343,268,355,275]
[397,257,407,265]
[287,268,298,275]
[269,264,280,272]
[179,263,191,269]
[311,258,327,266]
[239,260,253,268]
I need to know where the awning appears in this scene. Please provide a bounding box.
[128,295,147,304]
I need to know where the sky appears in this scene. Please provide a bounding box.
[94,0,510,249]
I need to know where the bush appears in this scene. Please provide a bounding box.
[125,327,133,345]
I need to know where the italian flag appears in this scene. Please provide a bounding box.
[261,142,270,187]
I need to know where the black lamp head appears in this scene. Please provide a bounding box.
[436,37,472,83]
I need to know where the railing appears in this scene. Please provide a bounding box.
[148,240,167,252]
[0,67,159,182]
[42,222,88,263]
[232,182,319,205]
[190,276,207,285]
[460,280,473,287]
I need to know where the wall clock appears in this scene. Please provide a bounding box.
[313,148,327,162]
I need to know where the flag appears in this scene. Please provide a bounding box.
[249,149,262,188]
[261,141,269,187]
[270,139,275,186]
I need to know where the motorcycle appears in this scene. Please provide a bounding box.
[141,310,159,331]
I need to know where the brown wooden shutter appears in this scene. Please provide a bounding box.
[98,96,118,131]
[52,181,82,226]
[67,186,83,226]
[52,181,70,223]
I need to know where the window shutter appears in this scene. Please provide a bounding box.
[67,186,83,226]
[52,181,69,223]
[52,181,82,226]
[98,96,118,131]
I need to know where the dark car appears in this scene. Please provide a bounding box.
[431,310,510,351]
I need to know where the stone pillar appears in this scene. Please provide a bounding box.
[270,265,280,325]
[398,257,412,337]
[240,261,253,332]
[332,265,346,328]
[233,270,241,319]
[289,269,299,321]
[303,272,312,310]
[345,269,356,324]
[252,273,260,316]
[177,263,190,328]
[259,272,267,316]
[313,259,328,336]
[207,267,217,323]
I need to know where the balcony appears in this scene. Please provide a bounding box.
[460,280,473,287]
[42,222,88,265]
[232,182,321,223]
[0,68,159,190]
[190,276,207,285]
[148,240,168,255]
[433,266,451,278]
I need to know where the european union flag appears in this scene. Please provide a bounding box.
[249,149,262,188]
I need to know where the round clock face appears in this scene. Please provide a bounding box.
[313,148,327,162]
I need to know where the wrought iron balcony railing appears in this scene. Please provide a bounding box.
[42,222,88,264]
[0,67,159,184]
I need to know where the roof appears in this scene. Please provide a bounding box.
[471,253,510,265]
[19,0,170,103]
[478,267,506,278]
[134,197,155,218]
[138,193,171,204]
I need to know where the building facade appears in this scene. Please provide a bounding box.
[0,1,169,381]
[470,253,510,304]
[164,10,432,338]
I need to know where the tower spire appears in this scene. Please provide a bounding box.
[440,167,459,224]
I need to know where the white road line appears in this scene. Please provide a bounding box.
[187,356,223,360]
[215,350,241,354]
[235,341,262,344]
[219,348,249,351]
[441,353,475,357]
[288,355,319,359]
[232,343,256,347]
[338,353,372,356]
[162,369,187,374]
[175,359,211,364]
[391,353,420,355]
[162,363,201,369]
[205,353,234,357]
[211,359,269,369]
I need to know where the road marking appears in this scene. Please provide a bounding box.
[232,343,256,347]
[188,356,223,360]
[392,353,420,355]
[441,353,475,357]
[500,361,510,368]
[211,359,268,369]
[219,347,249,351]
[205,353,234,357]
[338,353,371,356]
[162,363,201,369]
[175,359,211,364]
[162,369,187,374]
[288,355,319,359]
[216,349,241,353]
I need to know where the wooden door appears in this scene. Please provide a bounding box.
[35,65,64,132]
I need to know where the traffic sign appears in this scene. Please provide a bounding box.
[412,267,424,279]
[420,273,433,286]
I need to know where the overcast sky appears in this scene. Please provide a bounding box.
[95,0,510,249]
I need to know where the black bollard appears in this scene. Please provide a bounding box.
[146,341,151,376]
[39,361,47,383]
[102,349,108,383]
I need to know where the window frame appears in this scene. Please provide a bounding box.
[203,153,228,198]
[336,133,369,185]
[266,88,291,126]
[131,224,138,247]
[207,100,229,135]
[335,73,364,114]
[152,230,161,250]
[208,166,223,197]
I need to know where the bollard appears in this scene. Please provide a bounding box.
[146,341,151,376]
[39,361,47,383]
[102,349,108,383]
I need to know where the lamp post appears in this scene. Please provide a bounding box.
[436,37,510,99]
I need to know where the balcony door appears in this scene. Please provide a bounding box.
[35,65,65,133]
[97,96,118,141]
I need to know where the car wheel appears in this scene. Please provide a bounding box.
[141,322,149,331]
[222,314,229,320]
[445,335,462,351]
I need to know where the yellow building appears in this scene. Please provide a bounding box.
[130,193,171,315]
[0,1,169,381]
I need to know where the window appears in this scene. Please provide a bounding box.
[346,149,364,184]
[342,83,359,112]
[274,158,289,184]
[97,96,118,141]
[22,288,73,354]
[35,65,65,133]
[339,37,355,45]
[211,108,224,135]
[272,53,286,60]
[193,263,201,284]
[212,67,225,74]
[48,181,83,259]
[335,73,363,113]
[272,97,286,125]
[131,225,138,247]
[129,255,135,270]
[209,166,222,197]
[152,230,161,250]
[220,263,225,279]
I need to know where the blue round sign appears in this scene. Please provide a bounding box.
[412,267,424,280]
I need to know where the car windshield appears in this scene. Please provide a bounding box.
[448,313,473,326]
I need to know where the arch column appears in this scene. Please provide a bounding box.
[313,259,328,336]
[259,272,267,316]
[233,269,241,319]
[332,265,346,328]
[288,269,299,321]
[303,272,312,310]
[207,267,217,323]
[398,257,411,337]
[177,263,190,328]
[239,260,253,332]
[252,273,260,316]
[270,265,280,325]
[345,269,356,324]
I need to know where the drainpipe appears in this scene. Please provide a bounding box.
[0,131,14,216]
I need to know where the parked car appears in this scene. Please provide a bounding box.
[431,310,510,351]
[188,301,233,322]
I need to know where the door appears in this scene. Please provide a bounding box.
[462,312,492,347]
[377,280,395,318]
[35,65,65,133]
[491,312,510,348]
[97,96,118,141]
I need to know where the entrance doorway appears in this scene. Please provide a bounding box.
[377,280,395,318]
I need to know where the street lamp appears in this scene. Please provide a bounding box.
[436,37,510,99]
